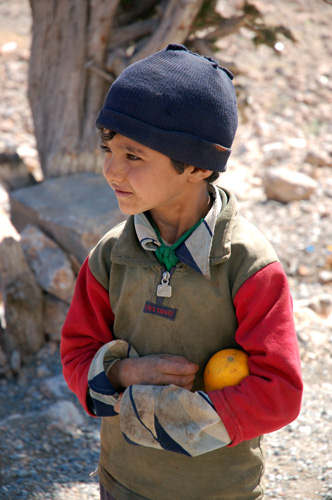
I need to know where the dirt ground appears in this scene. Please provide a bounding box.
[0,0,331,499]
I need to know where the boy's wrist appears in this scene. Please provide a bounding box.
[107,358,131,391]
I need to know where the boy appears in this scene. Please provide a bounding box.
[61,44,302,499]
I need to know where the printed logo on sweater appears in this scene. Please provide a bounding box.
[143,301,177,321]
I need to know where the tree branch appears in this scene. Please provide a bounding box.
[85,60,114,82]
[204,14,247,41]
[108,17,159,50]
[129,0,205,65]
[106,47,128,76]
[116,0,159,26]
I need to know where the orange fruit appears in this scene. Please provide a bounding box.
[203,348,249,391]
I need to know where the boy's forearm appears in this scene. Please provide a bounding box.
[107,355,198,390]
[88,340,199,419]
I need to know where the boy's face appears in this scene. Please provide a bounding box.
[102,133,207,216]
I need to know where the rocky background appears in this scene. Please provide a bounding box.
[0,0,331,498]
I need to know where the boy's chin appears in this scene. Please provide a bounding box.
[117,204,141,216]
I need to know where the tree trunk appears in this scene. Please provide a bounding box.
[28,0,119,178]
[28,0,204,179]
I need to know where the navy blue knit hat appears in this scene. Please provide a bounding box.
[96,44,238,172]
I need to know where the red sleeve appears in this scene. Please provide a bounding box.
[208,261,303,446]
[60,258,114,415]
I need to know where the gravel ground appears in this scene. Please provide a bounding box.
[0,344,100,500]
[0,0,331,499]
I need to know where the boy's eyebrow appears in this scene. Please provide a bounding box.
[101,133,147,156]
[123,143,146,156]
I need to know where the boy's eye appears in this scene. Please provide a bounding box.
[100,144,111,153]
[127,153,141,161]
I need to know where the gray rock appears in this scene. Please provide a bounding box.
[47,400,84,431]
[263,167,318,202]
[10,173,126,264]
[43,294,69,342]
[41,374,71,399]
[0,150,35,190]
[21,225,75,303]
[0,345,10,376]
[0,182,10,213]
[10,350,21,373]
[319,270,332,284]
[307,294,332,317]
[36,364,51,378]
[0,215,44,356]
[304,150,331,168]
[0,205,17,242]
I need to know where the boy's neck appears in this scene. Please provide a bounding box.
[149,184,211,244]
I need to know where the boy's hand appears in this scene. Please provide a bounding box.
[108,355,199,391]
[113,393,123,414]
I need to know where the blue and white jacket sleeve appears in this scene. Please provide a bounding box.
[88,340,230,456]
[87,339,139,416]
[119,383,231,457]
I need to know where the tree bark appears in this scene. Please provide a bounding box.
[28,0,119,178]
[129,0,204,64]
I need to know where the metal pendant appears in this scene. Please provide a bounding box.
[157,271,172,298]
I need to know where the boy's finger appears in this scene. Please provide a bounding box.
[158,373,196,387]
[158,357,199,375]
[113,393,123,414]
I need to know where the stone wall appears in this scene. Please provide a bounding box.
[0,173,125,376]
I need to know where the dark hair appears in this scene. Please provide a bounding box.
[98,128,220,183]
[171,159,220,184]
[99,127,116,142]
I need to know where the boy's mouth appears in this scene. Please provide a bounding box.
[113,186,133,197]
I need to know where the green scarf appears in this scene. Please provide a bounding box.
[153,218,203,271]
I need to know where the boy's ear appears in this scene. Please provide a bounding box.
[186,166,213,183]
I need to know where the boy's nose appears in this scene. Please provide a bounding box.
[103,156,126,183]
